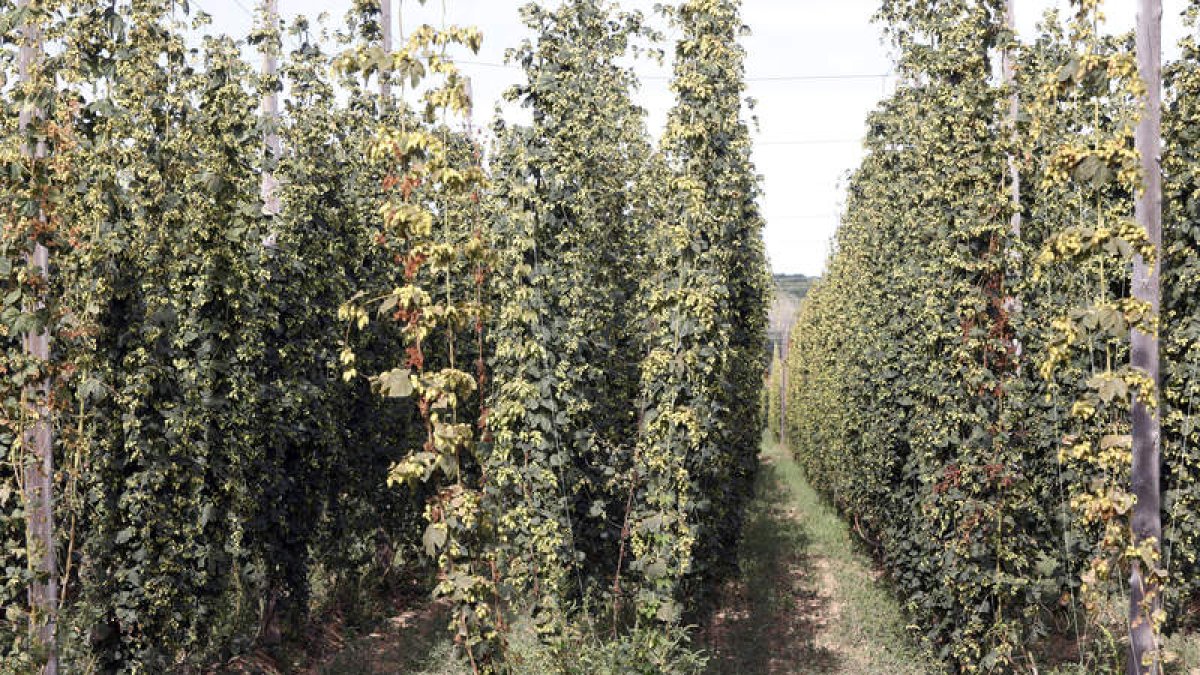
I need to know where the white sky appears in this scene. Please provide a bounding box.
[193,0,1191,276]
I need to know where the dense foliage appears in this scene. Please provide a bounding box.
[638,0,769,612]
[484,0,658,638]
[483,0,768,663]
[0,1,442,669]
[0,0,770,671]
[786,0,1194,671]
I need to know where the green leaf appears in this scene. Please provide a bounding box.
[645,559,668,580]
[423,523,448,557]
[380,368,414,398]
[655,600,680,622]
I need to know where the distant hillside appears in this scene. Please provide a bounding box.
[774,274,817,300]
[768,274,819,350]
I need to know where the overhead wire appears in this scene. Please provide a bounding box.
[199,1,868,261]
[455,58,890,84]
[228,0,255,19]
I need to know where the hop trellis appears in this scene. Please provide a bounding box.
[0,0,770,671]
[787,1,1186,672]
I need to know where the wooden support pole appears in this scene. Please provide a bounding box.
[381,0,393,100]
[1003,0,1020,237]
[261,0,282,220]
[18,1,58,671]
[1129,0,1163,672]
[779,332,788,445]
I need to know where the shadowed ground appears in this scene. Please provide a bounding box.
[700,438,928,675]
[302,436,930,675]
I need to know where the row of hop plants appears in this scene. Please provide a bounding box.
[0,0,770,671]
[786,0,1200,672]
[0,0,440,669]
[343,0,770,668]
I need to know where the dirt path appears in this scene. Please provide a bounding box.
[306,437,928,674]
[700,437,929,675]
[310,599,457,675]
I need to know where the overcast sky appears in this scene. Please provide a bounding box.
[193,0,1191,276]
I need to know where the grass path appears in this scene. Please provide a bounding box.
[699,436,929,674]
